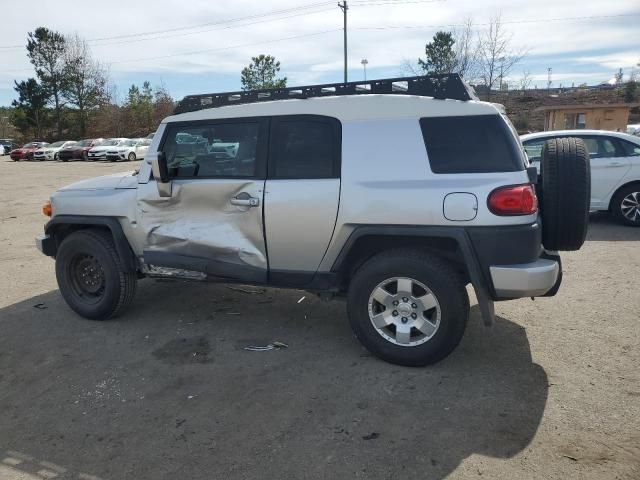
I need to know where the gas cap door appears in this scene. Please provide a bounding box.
[443,192,478,221]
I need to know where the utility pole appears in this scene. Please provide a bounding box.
[338,1,348,83]
[547,67,552,91]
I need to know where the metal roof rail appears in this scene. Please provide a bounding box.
[174,73,478,114]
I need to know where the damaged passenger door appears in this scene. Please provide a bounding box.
[139,118,270,282]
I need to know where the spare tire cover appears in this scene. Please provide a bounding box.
[540,137,590,251]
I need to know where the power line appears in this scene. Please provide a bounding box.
[353,12,640,30]
[0,1,336,50]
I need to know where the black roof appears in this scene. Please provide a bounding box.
[174,73,478,115]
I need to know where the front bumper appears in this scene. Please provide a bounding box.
[490,256,560,298]
[35,234,56,257]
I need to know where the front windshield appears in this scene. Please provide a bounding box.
[22,143,36,148]
[122,140,137,146]
[49,141,65,148]
[77,140,92,147]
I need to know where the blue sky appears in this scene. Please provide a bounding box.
[0,0,638,106]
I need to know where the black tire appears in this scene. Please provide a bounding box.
[347,249,469,367]
[540,137,590,251]
[82,151,89,161]
[610,184,640,227]
[128,152,136,162]
[55,229,137,320]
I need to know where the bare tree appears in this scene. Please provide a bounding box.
[476,14,525,99]
[518,70,533,92]
[452,18,479,81]
[63,34,109,136]
[399,58,421,77]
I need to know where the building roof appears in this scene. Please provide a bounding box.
[536,103,640,112]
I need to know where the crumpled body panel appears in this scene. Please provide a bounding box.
[137,179,267,271]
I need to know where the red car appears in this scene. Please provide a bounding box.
[10,142,49,161]
[58,138,104,161]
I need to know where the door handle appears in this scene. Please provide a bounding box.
[606,161,623,167]
[230,195,260,207]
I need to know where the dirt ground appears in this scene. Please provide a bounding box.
[0,157,638,480]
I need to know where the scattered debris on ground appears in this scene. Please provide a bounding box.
[244,341,288,352]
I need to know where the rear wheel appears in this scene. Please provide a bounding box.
[347,249,469,367]
[611,184,640,226]
[55,229,137,320]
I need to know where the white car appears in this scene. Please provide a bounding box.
[33,141,77,161]
[522,130,640,226]
[105,138,150,162]
[87,138,129,161]
[627,124,640,137]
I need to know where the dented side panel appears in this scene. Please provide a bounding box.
[136,179,267,272]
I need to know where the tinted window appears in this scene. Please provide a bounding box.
[162,122,260,178]
[523,139,546,163]
[581,137,619,159]
[420,115,525,173]
[271,118,339,179]
[619,139,640,156]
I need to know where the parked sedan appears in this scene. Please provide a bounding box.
[33,140,77,161]
[9,142,49,161]
[522,130,640,226]
[87,138,129,161]
[58,139,104,161]
[105,138,150,162]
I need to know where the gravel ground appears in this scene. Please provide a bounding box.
[0,157,638,480]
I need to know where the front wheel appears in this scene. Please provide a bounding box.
[611,184,640,226]
[55,229,137,320]
[347,249,469,367]
[127,152,136,162]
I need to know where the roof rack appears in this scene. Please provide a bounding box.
[173,73,478,114]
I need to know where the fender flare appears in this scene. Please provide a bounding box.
[331,225,495,326]
[44,215,137,273]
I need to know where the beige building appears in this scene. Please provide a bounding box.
[538,103,640,132]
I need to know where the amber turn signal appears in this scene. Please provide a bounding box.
[42,200,52,217]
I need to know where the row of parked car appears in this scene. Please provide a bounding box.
[0,134,154,162]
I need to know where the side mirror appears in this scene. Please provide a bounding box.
[155,151,170,183]
[151,151,172,197]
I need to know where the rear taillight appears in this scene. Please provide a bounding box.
[488,184,538,216]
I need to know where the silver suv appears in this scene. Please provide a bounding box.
[35,75,590,366]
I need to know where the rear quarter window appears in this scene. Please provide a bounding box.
[419,114,525,173]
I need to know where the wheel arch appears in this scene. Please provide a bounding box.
[45,215,137,272]
[330,225,496,326]
[608,180,640,210]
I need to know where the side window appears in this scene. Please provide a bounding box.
[162,122,260,178]
[523,139,545,163]
[419,115,525,173]
[271,118,339,179]
[618,139,640,157]
[581,137,618,159]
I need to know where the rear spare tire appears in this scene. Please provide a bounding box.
[540,137,590,251]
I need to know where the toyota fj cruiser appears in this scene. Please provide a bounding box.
[35,75,590,366]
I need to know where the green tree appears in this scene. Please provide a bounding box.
[11,78,49,139]
[241,55,287,91]
[126,81,154,135]
[625,80,638,103]
[418,31,456,74]
[26,27,66,137]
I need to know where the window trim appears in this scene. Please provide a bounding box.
[158,116,270,180]
[268,114,342,180]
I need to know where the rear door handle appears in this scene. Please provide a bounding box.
[607,161,624,167]
[230,195,260,207]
